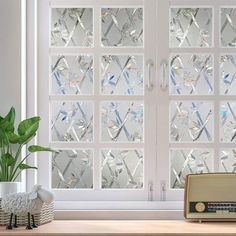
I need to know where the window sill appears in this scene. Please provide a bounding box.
[55,201,183,210]
[55,209,184,220]
[1,220,236,235]
[54,201,184,220]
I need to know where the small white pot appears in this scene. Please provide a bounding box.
[0,182,21,198]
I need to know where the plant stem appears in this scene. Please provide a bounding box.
[10,144,23,178]
[12,171,21,182]
[10,153,31,181]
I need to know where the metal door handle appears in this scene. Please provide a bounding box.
[160,60,168,91]
[146,59,154,91]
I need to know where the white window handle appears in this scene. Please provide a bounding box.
[146,59,154,91]
[160,60,168,91]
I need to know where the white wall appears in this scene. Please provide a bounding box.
[0,0,21,121]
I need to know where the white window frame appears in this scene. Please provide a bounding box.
[158,0,236,202]
[32,0,158,203]
[25,0,236,218]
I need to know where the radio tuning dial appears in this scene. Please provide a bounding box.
[195,202,205,212]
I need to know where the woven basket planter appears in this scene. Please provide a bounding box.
[0,199,54,226]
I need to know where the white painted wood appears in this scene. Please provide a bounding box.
[35,0,157,202]
[26,0,38,191]
[30,0,236,209]
[54,210,184,220]
[37,0,51,189]
[155,0,236,202]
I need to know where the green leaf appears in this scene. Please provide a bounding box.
[2,153,15,167]
[0,119,14,133]
[28,145,57,153]
[4,107,15,125]
[6,132,20,144]
[0,127,6,140]
[18,163,38,170]
[0,107,15,133]
[18,126,37,144]
[17,117,40,144]
[18,117,40,136]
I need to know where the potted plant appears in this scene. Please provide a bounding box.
[0,107,55,197]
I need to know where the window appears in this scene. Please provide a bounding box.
[33,0,236,206]
[37,0,156,202]
[157,0,236,201]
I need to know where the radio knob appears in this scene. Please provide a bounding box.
[195,202,205,212]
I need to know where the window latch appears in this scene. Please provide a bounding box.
[146,59,154,91]
[148,181,153,201]
[160,60,168,91]
[160,181,166,201]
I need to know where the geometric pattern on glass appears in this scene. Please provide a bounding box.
[51,101,93,142]
[170,101,213,142]
[170,54,213,95]
[52,149,93,188]
[220,149,236,172]
[221,8,236,47]
[51,8,93,47]
[101,55,144,95]
[220,55,236,95]
[220,101,236,143]
[51,55,93,95]
[101,8,143,47]
[170,149,213,189]
[170,8,213,48]
[101,101,144,142]
[101,149,143,189]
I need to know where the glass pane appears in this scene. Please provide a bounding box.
[170,149,213,189]
[101,8,143,47]
[170,8,212,48]
[220,101,236,143]
[51,101,93,142]
[220,149,236,172]
[170,101,213,142]
[101,149,143,189]
[221,8,236,47]
[101,55,144,95]
[170,54,213,95]
[101,101,144,142]
[220,55,236,95]
[52,149,93,188]
[51,8,93,47]
[51,55,93,95]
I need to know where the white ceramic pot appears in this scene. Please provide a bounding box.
[0,182,21,198]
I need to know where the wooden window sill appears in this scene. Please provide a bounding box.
[0,220,236,235]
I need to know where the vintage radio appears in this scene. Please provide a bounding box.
[184,173,236,221]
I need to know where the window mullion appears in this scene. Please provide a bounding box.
[93,1,101,190]
[213,2,220,172]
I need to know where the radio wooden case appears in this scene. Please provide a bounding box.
[184,173,236,221]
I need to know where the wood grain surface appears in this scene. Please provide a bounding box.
[0,220,236,235]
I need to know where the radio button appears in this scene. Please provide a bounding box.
[195,202,205,212]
